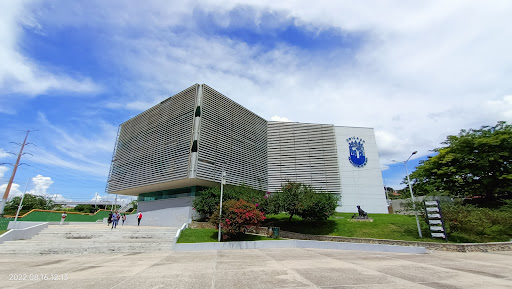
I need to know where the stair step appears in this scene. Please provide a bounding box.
[0,224,180,255]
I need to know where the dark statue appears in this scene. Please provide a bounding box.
[351,205,368,219]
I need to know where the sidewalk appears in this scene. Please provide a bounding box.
[1,248,511,288]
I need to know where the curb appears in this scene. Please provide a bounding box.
[174,239,427,254]
[279,231,512,252]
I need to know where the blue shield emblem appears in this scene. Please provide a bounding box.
[347,137,368,168]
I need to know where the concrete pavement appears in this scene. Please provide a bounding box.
[1,248,511,288]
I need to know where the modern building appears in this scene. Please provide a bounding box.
[107,84,387,226]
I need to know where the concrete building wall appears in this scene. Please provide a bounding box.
[130,197,198,227]
[334,126,388,213]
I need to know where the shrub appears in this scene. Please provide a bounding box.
[299,192,339,221]
[442,202,512,242]
[74,204,95,213]
[271,182,339,221]
[193,185,267,218]
[209,199,266,241]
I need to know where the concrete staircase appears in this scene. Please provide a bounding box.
[0,224,178,255]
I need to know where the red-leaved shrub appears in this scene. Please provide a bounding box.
[210,199,266,240]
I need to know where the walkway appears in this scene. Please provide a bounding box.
[1,248,511,288]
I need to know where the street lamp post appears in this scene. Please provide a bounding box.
[394,151,423,238]
[218,170,226,242]
[13,178,30,230]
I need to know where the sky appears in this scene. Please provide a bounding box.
[1,0,511,203]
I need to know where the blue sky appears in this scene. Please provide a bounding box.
[1,1,511,203]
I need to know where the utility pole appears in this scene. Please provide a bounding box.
[0,130,32,216]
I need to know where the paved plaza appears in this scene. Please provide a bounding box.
[1,248,511,289]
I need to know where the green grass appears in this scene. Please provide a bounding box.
[177,228,279,243]
[0,217,14,231]
[8,210,111,222]
[0,230,8,235]
[263,213,451,243]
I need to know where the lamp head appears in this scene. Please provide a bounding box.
[412,151,417,155]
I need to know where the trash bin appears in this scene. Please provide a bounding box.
[272,227,280,238]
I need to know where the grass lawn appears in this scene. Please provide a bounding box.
[177,228,279,243]
[264,213,452,243]
[0,230,7,235]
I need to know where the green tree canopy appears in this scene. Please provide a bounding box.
[73,204,96,213]
[193,185,267,218]
[410,121,512,203]
[4,194,55,215]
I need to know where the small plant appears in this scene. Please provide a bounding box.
[210,199,266,241]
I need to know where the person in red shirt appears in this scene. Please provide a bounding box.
[136,211,142,226]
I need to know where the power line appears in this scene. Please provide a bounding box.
[1,130,35,215]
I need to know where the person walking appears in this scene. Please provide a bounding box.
[107,212,113,226]
[60,212,67,226]
[136,211,142,226]
[111,211,120,229]
[122,214,126,226]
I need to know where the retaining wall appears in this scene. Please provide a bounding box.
[0,223,48,244]
[279,231,512,252]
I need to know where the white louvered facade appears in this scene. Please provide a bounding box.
[267,122,341,194]
[106,84,267,196]
[107,83,387,214]
[107,84,198,195]
[196,85,267,190]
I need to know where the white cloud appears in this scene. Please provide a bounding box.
[10,1,512,190]
[486,95,512,120]
[64,0,510,167]
[30,174,53,196]
[91,192,135,205]
[0,166,9,179]
[0,1,100,104]
[0,183,22,198]
[23,112,116,178]
[271,116,291,122]
[0,148,12,159]
[2,174,72,202]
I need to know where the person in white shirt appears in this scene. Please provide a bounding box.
[60,212,67,226]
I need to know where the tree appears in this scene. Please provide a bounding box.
[74,204,95,213]
[410,121,512,204]
[4,194,54,215]
[193,185,266,218]
[271,182,339,221]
